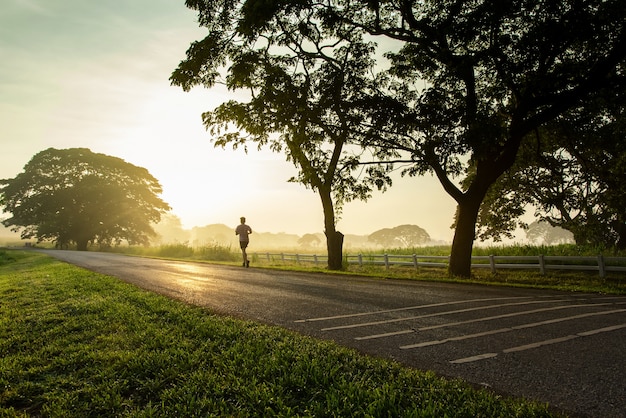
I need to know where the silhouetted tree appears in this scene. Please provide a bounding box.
[153,214,191,244]
[191,224,234,246]
[171,1,392,270]
[474,78,626,248]
[358,0,626,275]
[0,148,170,250]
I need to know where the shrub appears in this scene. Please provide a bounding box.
[195,244,238,262]
[157,243,195,258]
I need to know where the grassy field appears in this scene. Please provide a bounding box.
[0,249,559,417]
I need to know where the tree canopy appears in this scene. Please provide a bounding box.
[0,148,171,250]
[475,76,626,249]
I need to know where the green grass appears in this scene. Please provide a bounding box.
[0,250,558,417]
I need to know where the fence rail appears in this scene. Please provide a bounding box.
[254,252,626,278]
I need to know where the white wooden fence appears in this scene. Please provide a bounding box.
[254,252,626,278]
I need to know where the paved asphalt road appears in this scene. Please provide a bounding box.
[40,250,626,418]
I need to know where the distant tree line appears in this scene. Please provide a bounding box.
[153,218,436,250]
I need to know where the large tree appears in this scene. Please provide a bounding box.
[171,0,391,269]
[475,76,626,249]
[333,0,626,275]
[0,148,171,250]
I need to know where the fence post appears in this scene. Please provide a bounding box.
[413,254,418,270]
[358,254,363,267]
[314,254,318,266]
[598,255,606,279]
[281,253,285,263]
[384,254,389,270]
[295,254,300,264]
[489,255,496,274]
[539,255,545,275]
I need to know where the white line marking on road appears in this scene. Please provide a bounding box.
[590,296,626,302]
[400,309,626,349]
[513,308,626,329]
[449,322,626,363]
[362,304,618,341]
[293,297,532,323]
[450,353,498,364]
[577,323,626,336]
[502,335,579,353]
[417,303,615,331]
[321,299,570,331]
[355,330,415,340]
[400,328,511,349]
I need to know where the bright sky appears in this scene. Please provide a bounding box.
[0,0,457,240]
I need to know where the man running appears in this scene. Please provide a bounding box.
[235,216,252,267]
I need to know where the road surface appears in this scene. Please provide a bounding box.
[41,250,626,417]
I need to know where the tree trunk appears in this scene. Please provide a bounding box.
[570,226,588,246]
[443,131,524,277]
[326,229,344,270]
[76,239,89,251]
[319,188,344,270]
[615,221,626,250]
[448,195,483,277]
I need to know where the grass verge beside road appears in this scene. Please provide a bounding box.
[0,250,557,417]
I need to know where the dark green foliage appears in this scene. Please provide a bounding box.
[475,78,626,249]
[370,0,626,276]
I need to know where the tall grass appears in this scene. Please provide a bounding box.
[378,243,626,257]
[156,243,195,258]
[0,250,556,417]
[194,243,238,261]
[110,242,239,262]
